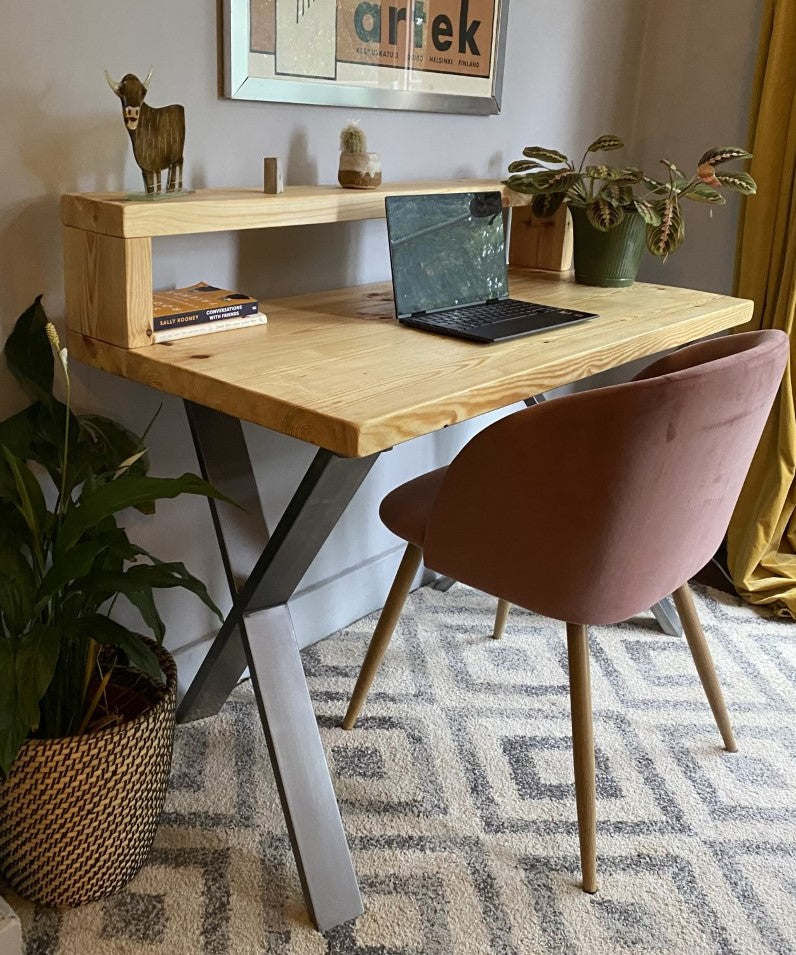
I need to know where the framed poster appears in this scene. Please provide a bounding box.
[223,0,509,114]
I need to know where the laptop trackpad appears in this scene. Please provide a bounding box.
[485,313,589,340]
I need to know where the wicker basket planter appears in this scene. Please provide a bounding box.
[0,643,177,907]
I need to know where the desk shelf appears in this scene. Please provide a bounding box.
[61,180,571,350]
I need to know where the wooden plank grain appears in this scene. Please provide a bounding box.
[61,181,508,238]
[67,271,753,458]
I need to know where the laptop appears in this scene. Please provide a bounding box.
[384,190,598,343]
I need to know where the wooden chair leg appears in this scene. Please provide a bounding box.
[566,622,598,894]
[342,543,423,731]
[492,599,511,639]
[672,583,738,752]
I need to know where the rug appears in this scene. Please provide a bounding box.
[6,583,796,954]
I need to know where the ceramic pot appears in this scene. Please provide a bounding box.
[570,206,646,288]
[338,152,382,189]
[0,643,177,907]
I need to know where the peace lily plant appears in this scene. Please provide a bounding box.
[505,134,756,258]
[0,297,224,777]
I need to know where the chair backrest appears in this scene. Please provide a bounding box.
[423,329,789,625]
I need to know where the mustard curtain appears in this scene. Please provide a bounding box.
[727,0,796,616]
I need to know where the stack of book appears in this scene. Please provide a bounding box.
[152,282,267,342]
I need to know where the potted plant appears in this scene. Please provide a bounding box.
[338,121,382,190]
[0,297,224,907]
[505,135,756,287]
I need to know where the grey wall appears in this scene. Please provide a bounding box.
[0,0,758,695]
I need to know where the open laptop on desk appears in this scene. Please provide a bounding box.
[385,190,598,343]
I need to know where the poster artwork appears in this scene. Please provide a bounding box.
[249,0,496,82]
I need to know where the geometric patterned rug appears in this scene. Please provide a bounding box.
[7,583,796,954]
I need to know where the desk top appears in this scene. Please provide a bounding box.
[68,270,752,458]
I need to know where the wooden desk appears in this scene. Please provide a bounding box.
[68,268,752,932]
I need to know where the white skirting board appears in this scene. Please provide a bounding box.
[0,896,21,955]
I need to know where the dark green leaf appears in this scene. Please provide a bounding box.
[531,193,566,218]
[82,617,163,684]
[697,146,752,167]
[56,473,230,555]
[686,183,727,204]
[35,539,112,605]
[3,297,54,404]
[715,171,757,195]
[15,626,60,729]
[647,198,684,258]
[586,199,625,231]
[0,444,48,543]
[507,159,544,173]
[586,135,624,152]
[585,165,622,181]
[521,146,569,164]
[631,199,662,226]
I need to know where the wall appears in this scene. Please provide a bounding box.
[0,0,756,695]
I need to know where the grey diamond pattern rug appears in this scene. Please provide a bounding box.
[7,583,796,954]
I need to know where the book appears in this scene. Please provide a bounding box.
[153,311,267,343]
[152,282,259,332]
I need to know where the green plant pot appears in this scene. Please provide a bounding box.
[570,206,646,288]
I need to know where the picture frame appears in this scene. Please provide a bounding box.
[223,0,510,115]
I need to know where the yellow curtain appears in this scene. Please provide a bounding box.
[727,0,796,616]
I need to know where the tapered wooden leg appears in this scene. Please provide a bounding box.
[342,543,423,730]
[492,599,511,639]
[566,622,598,894]
[672,583,738,752]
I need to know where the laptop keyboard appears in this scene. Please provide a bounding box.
[423,299,565,331]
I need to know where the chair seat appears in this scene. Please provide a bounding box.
[379,466,448,547]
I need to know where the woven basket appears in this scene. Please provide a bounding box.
[0,642,177,907]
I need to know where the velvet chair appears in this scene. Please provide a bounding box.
[342,329,788,894]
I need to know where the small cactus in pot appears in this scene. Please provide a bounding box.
[338,121,382,190]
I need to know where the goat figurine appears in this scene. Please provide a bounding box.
[105,70,185,194]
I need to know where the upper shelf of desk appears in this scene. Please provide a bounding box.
[61,180,507,239]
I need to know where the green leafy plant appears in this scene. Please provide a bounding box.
[0,297,225,776]
[505,135,756,258]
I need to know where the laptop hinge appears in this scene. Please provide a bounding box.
[486,297,500,304]
[411,311,426,318]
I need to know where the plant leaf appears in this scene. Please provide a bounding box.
[686,183,727,204]
[586,198,625,231]
[521,146,568,164]
[56,473,230,556]
[507,159,544,173]
[585,165,622,181]
[3,297,54,404]
[531,193,566,218]
[0,640,30,777]
[0,444,48,545]
[631,199,662,226]
[697,146,752,167]
[15,626,60,730]
[715,171,757,195]
[647,198,684,258]
[586,135,624,152]
[80,616,163,684]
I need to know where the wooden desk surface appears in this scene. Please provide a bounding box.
[68,270,752,458]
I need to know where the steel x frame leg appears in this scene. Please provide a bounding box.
[178,401,378,931]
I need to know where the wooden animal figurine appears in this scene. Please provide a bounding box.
[105,70,185,195]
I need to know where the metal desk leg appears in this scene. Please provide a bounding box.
[179,402,378,931]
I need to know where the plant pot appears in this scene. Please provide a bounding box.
[570,206,646,288]
[338,151,382,189]
[0,643,177,907]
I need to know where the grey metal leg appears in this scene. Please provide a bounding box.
[179,401,378,931]
[651,596,683,636]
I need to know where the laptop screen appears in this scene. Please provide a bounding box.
[385,191,508,318]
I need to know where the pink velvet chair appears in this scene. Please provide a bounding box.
[342,329,788,894]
